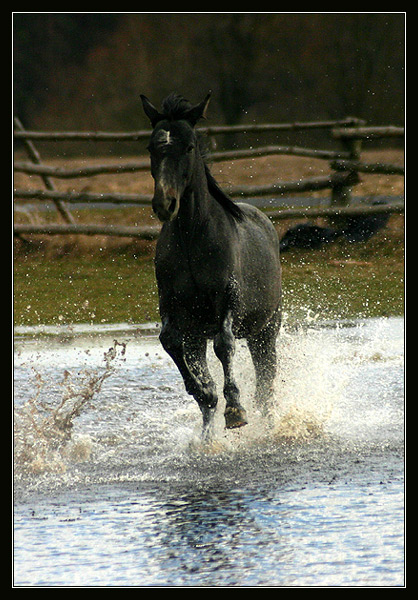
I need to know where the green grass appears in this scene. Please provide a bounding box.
[281,255,403,324]
[14,253,159,327]
[14,232,404,328]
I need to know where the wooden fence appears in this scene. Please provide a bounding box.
[13,116,404,240]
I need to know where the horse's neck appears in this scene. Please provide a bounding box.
[177,162,212,235]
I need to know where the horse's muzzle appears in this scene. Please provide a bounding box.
[152,186,180,222]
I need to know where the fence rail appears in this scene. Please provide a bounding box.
[13,222,160,239]
[13,200,404,239]
[13,144,351,179]
[332,125,405,140]
[13,116,363,141]
[14,116,404,240]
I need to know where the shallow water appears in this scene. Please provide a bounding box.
[14,317,404,587]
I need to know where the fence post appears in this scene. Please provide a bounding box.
[330,117,365,208]
[14,117,75,225]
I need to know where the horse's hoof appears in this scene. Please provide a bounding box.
[224,406,248,429]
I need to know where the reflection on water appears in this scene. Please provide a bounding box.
[14,317,404,587]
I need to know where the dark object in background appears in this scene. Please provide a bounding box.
[279,223,340,252]
[279,202,390,251]
[340,202,390,242]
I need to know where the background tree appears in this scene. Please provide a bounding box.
[14,13,405,135]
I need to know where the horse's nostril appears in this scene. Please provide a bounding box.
[168,197,177,213]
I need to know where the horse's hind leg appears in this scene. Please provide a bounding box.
[214,310,248,429]
[247,316,279,417]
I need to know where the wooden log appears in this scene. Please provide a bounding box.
[209,145,350,162]
[202,117,363,135]
[332,126,404,140]
[13,223,160,239]
[14,172,359,205]
[14,144,351,180]
[13,160,150,178]
[227,171,359,198]
[266,201,404,220]
[13,202,404,239]
[13,117,362,142]
[13,130,152,142]
[330,159,404,175]
[13,189,152,205]
[14,172,358,205]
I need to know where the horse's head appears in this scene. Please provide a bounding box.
[141,93,211,222]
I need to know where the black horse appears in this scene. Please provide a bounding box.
[141,92,281,433]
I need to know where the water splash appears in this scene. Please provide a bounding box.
[14,318,403,491]
[14,340,126,475]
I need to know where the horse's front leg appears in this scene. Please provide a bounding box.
[159,318,218,433]
[213,310,248,429]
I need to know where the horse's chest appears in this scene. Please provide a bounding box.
[156,250,225,329]
[164,261,215,303]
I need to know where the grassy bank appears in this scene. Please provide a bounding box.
[280,229,404,324]
[14,252,158,327]
[14,218,404,328]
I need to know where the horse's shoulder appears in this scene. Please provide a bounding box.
[237,203,278,235]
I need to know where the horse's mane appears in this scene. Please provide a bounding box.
[204,164,244,221]
[160,93,244,222]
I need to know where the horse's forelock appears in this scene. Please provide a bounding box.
[161,94,193,120]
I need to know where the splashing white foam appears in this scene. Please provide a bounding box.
[14,318,403,486]
[14,340,126,475]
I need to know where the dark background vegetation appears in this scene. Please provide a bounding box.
[14,13,405,133]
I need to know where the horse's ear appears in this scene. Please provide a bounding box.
[140,94,163,127]
[184,92,211,127]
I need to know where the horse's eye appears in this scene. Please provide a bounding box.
[186,144,194,153]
